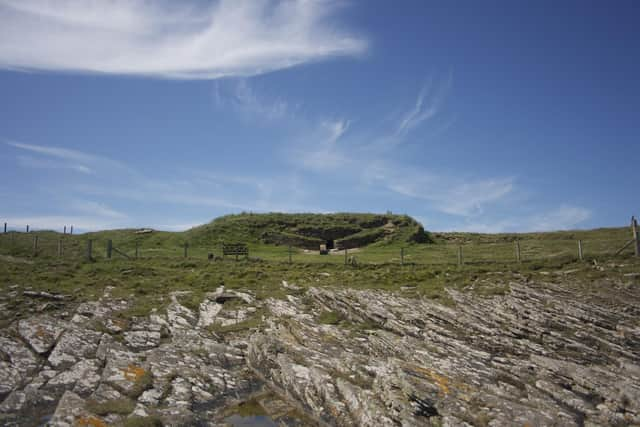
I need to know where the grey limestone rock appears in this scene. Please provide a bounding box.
[2,278,639,427]
[17,315,65,355]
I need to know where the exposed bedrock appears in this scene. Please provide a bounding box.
[0,280,639,426]
[248,282,640,426]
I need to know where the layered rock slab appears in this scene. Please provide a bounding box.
[248,282,640,426]
[2,279,639,427]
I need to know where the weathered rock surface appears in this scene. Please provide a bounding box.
[248,281,640,426]
[0,287,288,426]
[1,279,639,426]
[17,315,65,355]
[48,327,102,369]
[0,336,40,397]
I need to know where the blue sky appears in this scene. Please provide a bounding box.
[1,0,638,233]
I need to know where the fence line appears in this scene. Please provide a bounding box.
[0,232,637,266]
[2,222,74,235]
[1,217,638,265]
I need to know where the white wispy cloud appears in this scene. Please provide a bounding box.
[435,179,515,217]
[222,75,509,218]
[71,200,128,219]
[371,165,515,217]
[5,139,131,175]
[322,119,350,143]
[212,77,514,221]
[294,118,351,172]
[71,182,249,211]
[11,144,94,174]
[395,73,452,138]
[53,155,315,214]
[3,77,590,234]
[454,205,592,233]
[6,138,256,214]
[16,155,93,174]
[526,205,592,232]
[0,0,366,79]
[213,80,353,173]
[214,79,291,120]
[8,140,94,162]
[3,198,128,232]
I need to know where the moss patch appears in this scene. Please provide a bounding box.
[86,398,135,416]
[124,415,163,427]
[318,310,343,325]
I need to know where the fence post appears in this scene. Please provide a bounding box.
[135,241,139,259]
[288,245,292,264]
[515,240,521,263]
[401,247,404,265]
[3,222,6,233]
[70,226,73,235]
[457,245,463,267]
[86,240,93,261]
[63,225,66,235]
[344,248,348,265]
[106,240,113,259]
[632,216,639,255]
[32,235,38,257]
[578,240,584,261]
[184,242,188,258]
[26,225,29,233]
[58,239,63,257]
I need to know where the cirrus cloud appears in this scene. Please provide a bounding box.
[0,0,366,79]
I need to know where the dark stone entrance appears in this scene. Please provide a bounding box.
[326,240,335,250]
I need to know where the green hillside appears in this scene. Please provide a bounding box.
[184,212,431,249]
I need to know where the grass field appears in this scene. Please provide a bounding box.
[1,213,637,321]
[0,222,634,265]
[0,216,638,318]
[2,214,639,334]
[2,240,639,326]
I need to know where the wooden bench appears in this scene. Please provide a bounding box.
[222,243,249,260]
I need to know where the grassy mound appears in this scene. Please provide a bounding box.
[185,213,432,249]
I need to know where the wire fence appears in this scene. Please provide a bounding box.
[0,230,637,266]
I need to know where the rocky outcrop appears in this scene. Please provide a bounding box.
[1,278,639,426]
[247,282,640,426]
[0,287,285,427]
